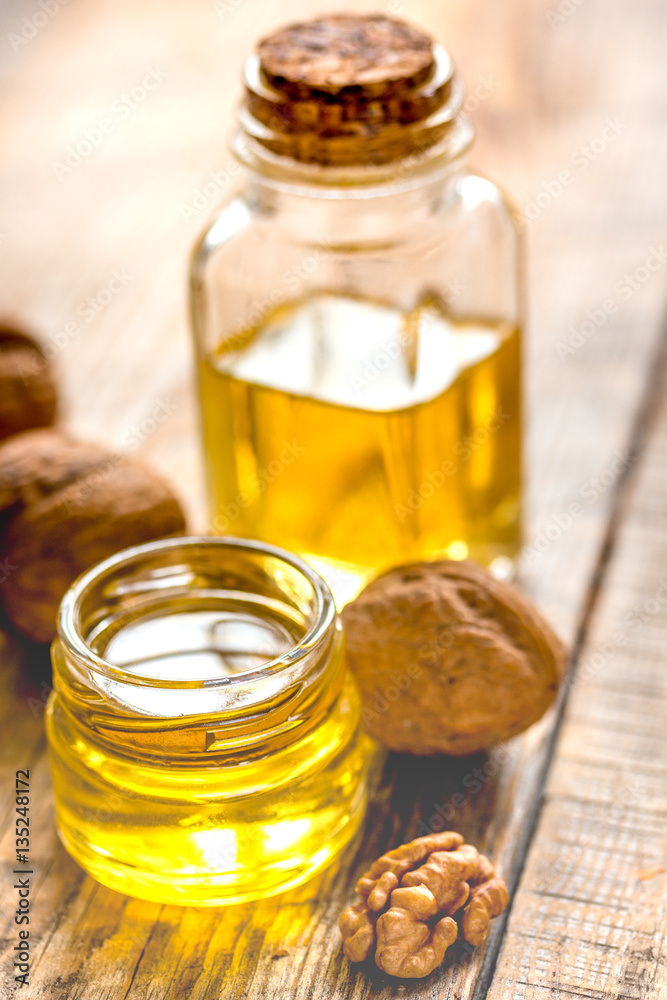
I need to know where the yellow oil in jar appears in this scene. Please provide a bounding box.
[199,293,521,600]
[46,588,369,906]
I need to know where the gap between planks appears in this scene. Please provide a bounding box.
[472,293,667,1000]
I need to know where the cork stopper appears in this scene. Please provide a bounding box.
[238,13,466,167]
[258,14,436,96]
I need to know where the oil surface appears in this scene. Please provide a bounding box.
[47,594,369,906]
[200,293,521,600]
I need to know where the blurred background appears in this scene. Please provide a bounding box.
[0,0,665,625]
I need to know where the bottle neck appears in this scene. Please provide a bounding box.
[231,121,473,245]
[230,25,476,244]
[232,106,474,189]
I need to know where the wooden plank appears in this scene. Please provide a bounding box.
[486,329,667,1000]
[0,0,666,996]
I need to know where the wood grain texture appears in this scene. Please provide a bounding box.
[487,334,667,999]
[0,0,666,996]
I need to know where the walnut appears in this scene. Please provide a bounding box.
[341,559,566,755]
[399,843,481,914]
[0,428,186,643]
[337,903,377,963]
[359,830,463,890]
[339,831,508,979]
[375,908,457,979]
[0,322,57,442]
[459,877,509,946]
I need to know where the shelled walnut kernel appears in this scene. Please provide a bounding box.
[339,831,508,979]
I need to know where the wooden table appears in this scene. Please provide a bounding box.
[1,0,666,996]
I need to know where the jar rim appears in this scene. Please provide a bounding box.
[56,535,337,691]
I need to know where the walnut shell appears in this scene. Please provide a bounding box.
[0,322,58,441]
[0,429,186,643]
[341,560,566,756]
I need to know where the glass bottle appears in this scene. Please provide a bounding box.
[191,13,522,603]
[46,536,369,905]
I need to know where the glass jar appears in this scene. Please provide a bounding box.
[46,536,369,906]
[190,14,522,603]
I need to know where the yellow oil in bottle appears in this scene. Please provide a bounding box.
[199,293,521,600]
[46,585,369,906]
